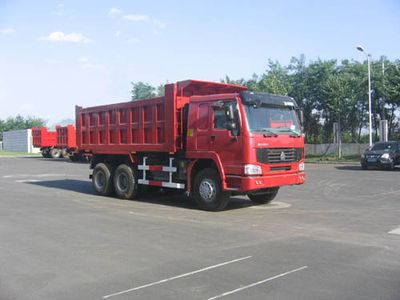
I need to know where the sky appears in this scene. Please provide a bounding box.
[0,0,399,125]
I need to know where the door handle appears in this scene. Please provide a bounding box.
[210,135,216,141]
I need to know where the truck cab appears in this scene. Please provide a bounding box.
[185,90,305,209]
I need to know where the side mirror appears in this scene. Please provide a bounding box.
[225,104,239,137]
[211,101,224,109]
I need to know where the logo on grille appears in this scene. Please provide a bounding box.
[280,151,286,161]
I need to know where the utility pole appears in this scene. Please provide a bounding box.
[356,45,373,147]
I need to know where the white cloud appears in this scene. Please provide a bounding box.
[1,28,16,35]
[153,19,166,29]
[114,30,121,37]
[108,7,121,17]
[123,14,149,22]
[127,37,140,44]
[152,19,166,34]
[52,3,65,16]
[81,63,105,70]
[40,31,92,43]
[79,57,89,63]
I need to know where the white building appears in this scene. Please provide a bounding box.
[3,129,40,153]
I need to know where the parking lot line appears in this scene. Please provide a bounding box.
[102,256,252,299]
[388,227,400,235]
[206,266,308,300]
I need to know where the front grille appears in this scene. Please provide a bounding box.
[256,148,302,164]
[270,166,291,171]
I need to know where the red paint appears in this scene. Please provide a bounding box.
[32,127,57,148]
[56,124,77,149]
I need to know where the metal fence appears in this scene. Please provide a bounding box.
[305,143,369,156]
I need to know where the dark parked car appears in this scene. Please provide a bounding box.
[361,141,400,170]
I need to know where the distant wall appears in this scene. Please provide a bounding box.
[305,143,369,156]
[3,129,40,153]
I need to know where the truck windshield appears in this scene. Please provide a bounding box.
[243,104,301,135]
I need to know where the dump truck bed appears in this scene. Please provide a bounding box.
[56,125,77,148]
[76,80,247,155]
[32,127,57,148]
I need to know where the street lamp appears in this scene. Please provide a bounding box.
[356,45,373,147]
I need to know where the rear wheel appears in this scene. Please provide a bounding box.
[248,187,279,204]
[193,168,230,211]
[113,164,138,199]
[92,163,114,196]
[50,148,61,159]
[61,148,69,158]
[41,150,48,158]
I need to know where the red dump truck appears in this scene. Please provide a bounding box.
[76,80,305,211]
[32,127,59,158]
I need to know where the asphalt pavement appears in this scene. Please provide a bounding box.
[0,157,399,300]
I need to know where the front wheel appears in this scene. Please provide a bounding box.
[248,187,279,204]
[113,164,138,199]
[193,168,230,211]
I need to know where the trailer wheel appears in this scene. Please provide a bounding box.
[50,148,61,159]
[92,163,114,196]
[41,150,48,158]
[113,164,138,200]
[248,187,279,204]
[61,148,69,158]
[193,168,230,211]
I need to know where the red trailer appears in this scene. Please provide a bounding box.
[76,80,305,211]
[32,127,60,158]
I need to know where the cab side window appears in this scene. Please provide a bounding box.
[214,109,227,129]
[212,100,240,135]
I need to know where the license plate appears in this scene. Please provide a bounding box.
[367,158,377,162]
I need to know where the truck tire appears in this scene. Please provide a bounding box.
[193,168,230,211]
[41,150,48,158]
[248,187,279,204]
[113,164,138,199]
[61,148,69,158]
[50,148,61,159]
[92,163,114,196]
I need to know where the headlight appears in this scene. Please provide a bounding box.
[299,162,305,171]
[244,164,262,175]
[381,153,390,159]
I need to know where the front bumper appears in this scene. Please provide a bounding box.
[361,158,393,167]
[226,171,306,192]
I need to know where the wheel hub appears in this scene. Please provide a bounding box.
[95,172,105,188]
[199,179,216,202]
[117,173,129,192]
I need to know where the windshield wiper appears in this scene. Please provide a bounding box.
[256,128,278,137]
[274,127,301,137]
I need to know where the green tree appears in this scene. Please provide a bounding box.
[0,115,45,140]
[131,82,157,100]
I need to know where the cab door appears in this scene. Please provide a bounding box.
[209,99,244,175]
